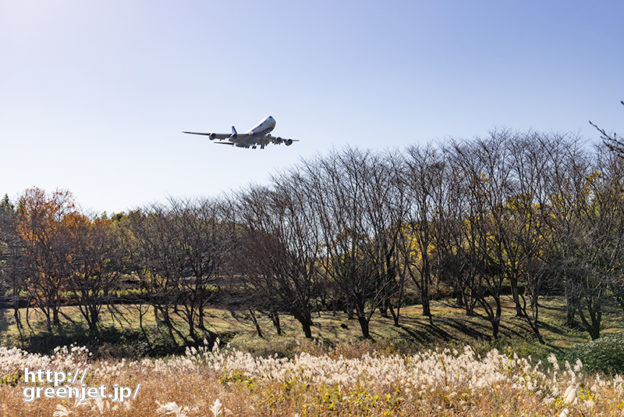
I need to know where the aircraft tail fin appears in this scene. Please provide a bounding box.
[231,126,237,136]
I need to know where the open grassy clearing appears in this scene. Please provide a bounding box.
[1,296,622,362]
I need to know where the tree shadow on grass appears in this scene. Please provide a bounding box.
[434,317,488,340]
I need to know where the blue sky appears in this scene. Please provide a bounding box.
[1,0,622,213]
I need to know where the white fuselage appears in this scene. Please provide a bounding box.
[249,116,276,136]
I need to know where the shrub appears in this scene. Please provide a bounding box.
[567,333,624,375]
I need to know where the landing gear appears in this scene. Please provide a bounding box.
[252,146,257,149]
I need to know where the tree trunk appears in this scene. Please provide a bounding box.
[198,305,206,330]
[13,305,22,330]
[52,307,60,328]
[159,307,178,344]
[510,276,522,317]
[455,289,464,308]
[138,306,152,351]
[492,298,502,338]
[270,311,282,335]
[422,294,431,317]
[249,309,263,338]
[188,316,198,342]
[88,306,99,332]
[578,303,602,340]
[357,315,370,339]
[300,320,312,339]
[492,319,500,338]
[421,259,432,318]
[565,280,577,326]
[388,304,400,326]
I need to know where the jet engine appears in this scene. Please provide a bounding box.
[274,137,283,144]
[209,133,216,140]
[285,139,293,146]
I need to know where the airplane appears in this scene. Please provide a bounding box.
[183,116,298,149]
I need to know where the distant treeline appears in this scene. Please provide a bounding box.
[1,131,623,345]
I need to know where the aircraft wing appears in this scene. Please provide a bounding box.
[182,131,231,140]
[183,130,296,148]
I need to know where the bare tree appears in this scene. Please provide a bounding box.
[375,154,409,326]
[66,216,123,332]
[126,199,232,345]
[432,149,477,314]
[125,207,182,343]
[17,188,78,331]
[400,145,445,321]
[450,136,511,338]
[302,149,392,339]
[169,198,234,341]
[503,133,569,343]
[236,176,322,339]
[590,100,624,157]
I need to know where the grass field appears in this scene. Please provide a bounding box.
[1,297,624,416]
[2,296,623,361]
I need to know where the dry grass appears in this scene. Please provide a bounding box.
[0,343,623,416]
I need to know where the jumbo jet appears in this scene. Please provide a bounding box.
[183,116,298,149]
